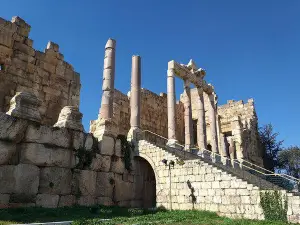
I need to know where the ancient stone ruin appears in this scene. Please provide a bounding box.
[0,16,300,223]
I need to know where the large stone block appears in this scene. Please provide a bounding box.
[0,165,15,193]
[99,135,115,156]
[77,195,95,206]
[39,167,72,195]
[110,156,125,174]
[0,112,28,142]
[0,141,16,165]
[97,197,114,206]
[6,92,41,123]
[20,143,75,168]
[0,194,10,204]
[36,194,59,208]
[114,174,134,202]
[72,170,97,196]
[90,154,111,172]
[96,172,114,198]
[58,195,76,207]
[24,125,71,148]
[15,164,39,194]
[54,106,83,131]
[73,131,85,150]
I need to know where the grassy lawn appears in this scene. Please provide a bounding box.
[0,206,290,225]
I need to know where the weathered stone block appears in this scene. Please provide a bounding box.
[110,156,125,174]
[84,134,95,151]
[54,106,83,131]
[73,131,85,150]
[73,170,97,196]
[90,154,111,172]
[15,164,39,194]
[58,195,76,207]
[115,139,122,157]
[96,172,114,198]
[114,175,134,202]
[24,125,71,148]
[97,197,114,206]
[0,194,10,204]
[0,112,28,142]
[20,143,75,168]
[39,167,72,195]
[99,135,114,156]
[0,165,15,193]
[0,141,16,165]
[6,92,41,122]
[36,194,59,208]
[10,193,36,203]
[77,195,95,206]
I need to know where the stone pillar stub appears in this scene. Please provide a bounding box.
[197,88,207,150]
[167,68,177,146]
[6,92,41,123]
[54,106,83,131]
[99,38,116,120]
[128,55,142,142]
[183,80,193,149]
[208,93,219,153]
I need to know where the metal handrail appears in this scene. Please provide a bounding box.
[141,129,300,186]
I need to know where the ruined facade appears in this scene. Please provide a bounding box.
[0,16,80,125]
[1,16,300,224]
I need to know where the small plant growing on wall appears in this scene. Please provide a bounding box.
[260,190,288,222]
[117,135,134,171]
[75,147,96,170]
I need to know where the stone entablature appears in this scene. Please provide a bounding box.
[0,16,81,126]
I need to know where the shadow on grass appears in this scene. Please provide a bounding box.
[0,205,165,224]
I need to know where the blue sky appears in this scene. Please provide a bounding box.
[2,0,300,147]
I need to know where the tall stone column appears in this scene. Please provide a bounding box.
[167,68,177,146]
[197,88,207,150]
[183,80,193,150]
[128,55,141,142]
[208,93,219,153]
[99,38,116,120]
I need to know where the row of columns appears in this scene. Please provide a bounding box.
[166,69,219,153]
[99,39,141,137]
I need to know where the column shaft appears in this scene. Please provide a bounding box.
[167,69,176,140]
[208,93,219,153]
[183,80,193,149]
[100,39,116,120]
[130,55,141,128]
[197,89,207,149]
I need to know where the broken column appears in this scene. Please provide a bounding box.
[128,55,141,142]
[6,92,41,123]
[92,39,118,140]
[54,106,83,131]
[167,67,177,146]
[183,80,193,149]
[99,38,116,120]
[197,88,207,150]
[208,92,219,153]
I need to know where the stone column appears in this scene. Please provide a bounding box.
[208,93,219,153]
[128,55,141,142]
[99,38,116,120]
[167,68,177,146]
[231,116,243,160]
[130,55,141,129]
[220,133,227,157]
[183,80,193,150]
[197,88,207,150]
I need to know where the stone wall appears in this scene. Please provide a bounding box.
[0,16,81,125]
[138,139,300,223]
[217,99,262,165]
[0,112,151,208]
[91,88,185,143]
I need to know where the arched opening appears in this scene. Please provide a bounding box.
[207,144,212,151]
[133,156,156,208]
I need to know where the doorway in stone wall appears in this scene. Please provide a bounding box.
[133,156,156,208]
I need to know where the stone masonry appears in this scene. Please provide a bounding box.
[1,15,300,224]
[0,16,81,125]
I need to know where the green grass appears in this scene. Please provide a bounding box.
[0,206,291,225]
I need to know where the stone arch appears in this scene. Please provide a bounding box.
[133,153,158,208]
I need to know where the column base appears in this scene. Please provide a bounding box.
[92,118,118,141]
